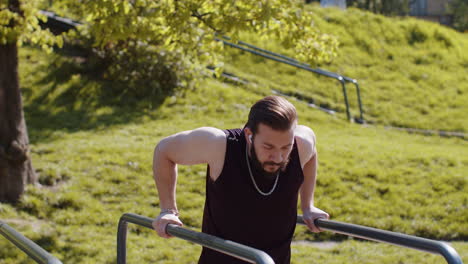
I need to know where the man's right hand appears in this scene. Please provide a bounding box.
[152,212,183,238]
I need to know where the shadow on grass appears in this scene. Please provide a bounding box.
[23,53,173,144]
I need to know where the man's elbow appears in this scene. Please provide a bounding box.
[155,138,167,155]
[154,137,174,166]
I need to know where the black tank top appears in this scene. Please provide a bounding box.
[199,128,304,264]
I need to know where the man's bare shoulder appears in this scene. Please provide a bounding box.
[173,127,226,149]
[188,127,227,180]
[294,125,317,166]
[190,127,226,140]
[295,125,316,145]
[167,127,226,142]
[191,126,226,149]
[158,127,227,166]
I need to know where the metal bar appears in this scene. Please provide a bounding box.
[339,79,352,121]
[39,10,82,29]
[117,213,275,264]
[219,37,365,122]
[218,39,356,121]
[0,221,62,264]
[297,216,463,264]
[221,36,358,84]
[218,39,340,79]
[353,81,364,122]
[221,36,304,65]
[117,217,129,264]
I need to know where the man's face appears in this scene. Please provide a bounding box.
[247,123,295,177]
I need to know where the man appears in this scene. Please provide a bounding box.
[152,95,329,264]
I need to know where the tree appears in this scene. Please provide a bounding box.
[448,0,468,32]
[59,0,339,94]
[346,0,411,16]
[0,0,61,202]
[0,0,338,202]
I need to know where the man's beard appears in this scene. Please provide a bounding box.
[249,140,290,179]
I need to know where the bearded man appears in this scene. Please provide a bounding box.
[152,95,329,264]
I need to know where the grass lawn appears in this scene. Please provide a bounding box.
[1,5,467,264]
[223,5,468,132]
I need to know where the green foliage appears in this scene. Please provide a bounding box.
[406,23,429,44]
[89,39,186,98]
[41,0,338,96]
[75,0,338,63]
[448,0,468,32]
[0,0,62,49]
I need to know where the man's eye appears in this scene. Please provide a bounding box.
[264,145,273,150]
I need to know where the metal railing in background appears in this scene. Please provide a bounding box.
[38,10,365,123]
[117,213,274,264]
[39,10,81,33]
[297,215,463,264]
[0,221,63,264]
[217,36,365,123]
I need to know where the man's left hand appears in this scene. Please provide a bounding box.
[302,206,329,233]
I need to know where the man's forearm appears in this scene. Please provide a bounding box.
[300,154,317,211]
[300,185,316,211]
[153,144,178,211]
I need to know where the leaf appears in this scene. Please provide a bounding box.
[123,2,131,14]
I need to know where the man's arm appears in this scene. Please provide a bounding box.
[296,125,329,233]
[152,127,226,238]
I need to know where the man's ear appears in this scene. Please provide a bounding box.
[244,127,253,143]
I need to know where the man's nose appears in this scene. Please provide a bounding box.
[270,152,283,163]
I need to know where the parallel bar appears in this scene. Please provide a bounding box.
[0,221,62,264]
[297,216,463,264]
[117,213,274,264]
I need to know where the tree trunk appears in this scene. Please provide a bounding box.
[0,41,37,203]
[365,0,371,10]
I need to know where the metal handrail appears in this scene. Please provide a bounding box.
[297,216,463,264]
[218,37,365,123]
[117,213,274,264]
[39,10,81,31]
[38,10,364,122]
[222,36,364,99]
[0,221,63,264]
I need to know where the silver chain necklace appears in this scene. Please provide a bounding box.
[245,145,280,196]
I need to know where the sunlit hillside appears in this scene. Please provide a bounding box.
[0,5,466,264]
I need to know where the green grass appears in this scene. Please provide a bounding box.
[1,6,467,264]
[222,5,468,132]
[291,240,468,264]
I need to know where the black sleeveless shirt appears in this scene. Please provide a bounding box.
[199,128,304,264]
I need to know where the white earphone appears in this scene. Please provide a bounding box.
[249,135,252,142]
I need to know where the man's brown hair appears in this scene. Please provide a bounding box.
[246,96,297,134]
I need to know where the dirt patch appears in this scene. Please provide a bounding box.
[292,240,341,249]
[2,218,45,233]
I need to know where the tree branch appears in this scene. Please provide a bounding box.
[191,10,221,33]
